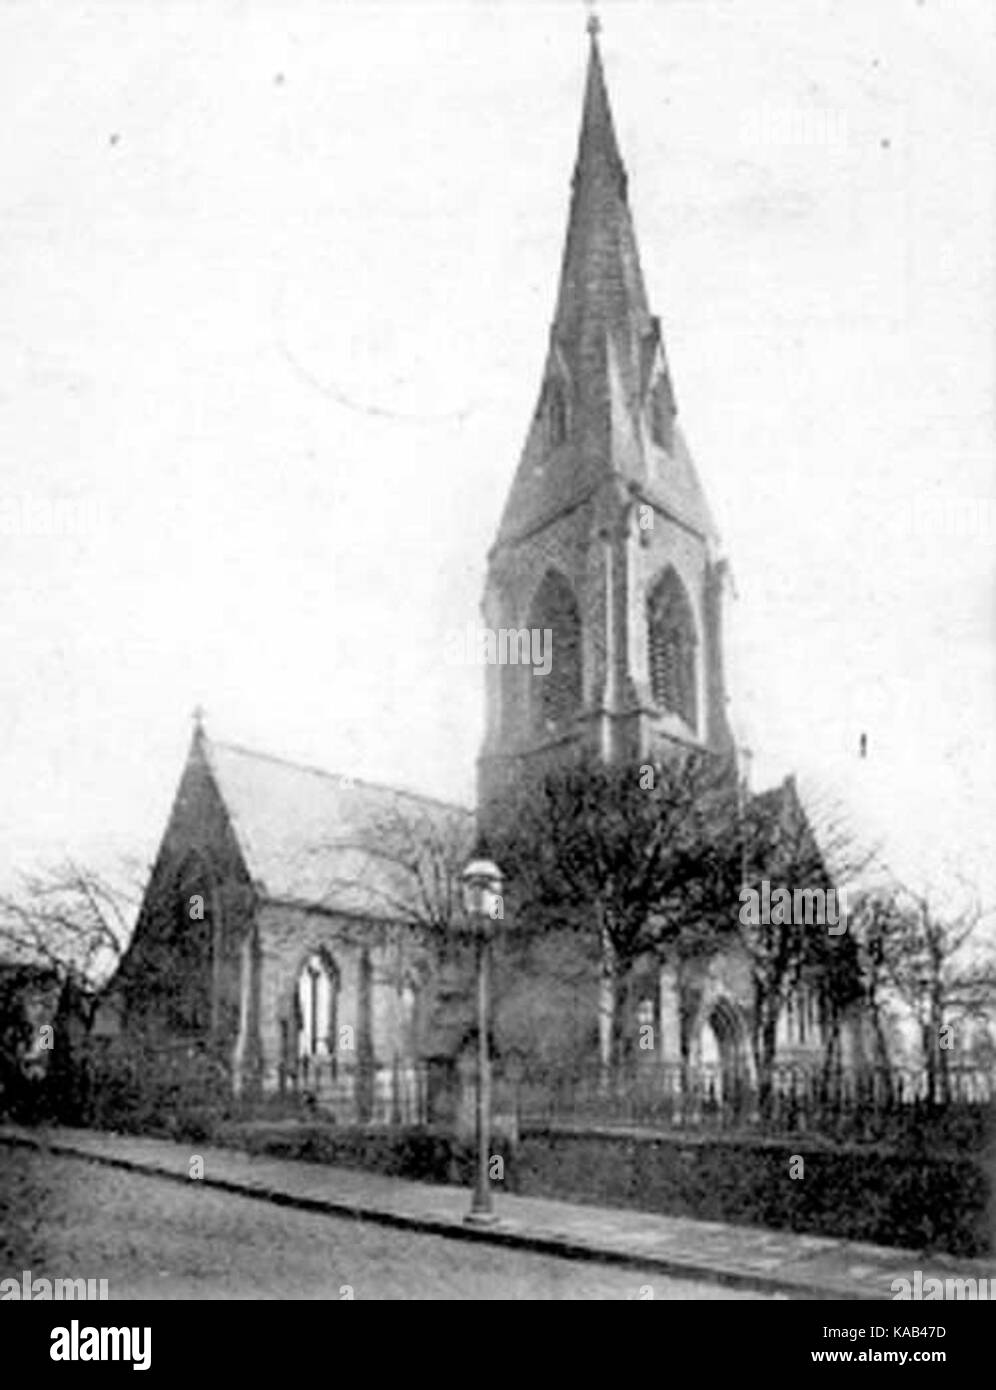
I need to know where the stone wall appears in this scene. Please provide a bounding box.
[112,734,256,1057]
[255,901,426,1118]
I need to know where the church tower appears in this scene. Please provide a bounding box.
[479,18,734,813]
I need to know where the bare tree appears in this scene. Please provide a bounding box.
[0,857,141,1012]
[490,748,737,1085]
[314,799,470,941]
[305,795,476,1049]
[0,858,141,1120]
[860,882,996,1102]
[844,889,906,1096]
[735,778,876,1115]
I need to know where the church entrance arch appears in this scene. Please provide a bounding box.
[701,996,747,1105]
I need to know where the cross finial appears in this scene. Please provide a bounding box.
[586,4,601,40]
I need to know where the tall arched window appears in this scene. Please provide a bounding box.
[528,569,582,734]
[647,568,698,731]
[297,951,339,1070]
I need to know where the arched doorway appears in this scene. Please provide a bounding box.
[701,996,747,1106]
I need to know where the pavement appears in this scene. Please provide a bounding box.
[1,1124,990,1301]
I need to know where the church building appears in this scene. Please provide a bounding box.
[478,17,861,1091]
[105,722,471,1119]
[105,19,861,1116]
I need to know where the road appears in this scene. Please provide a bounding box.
[0,1147,770,1300]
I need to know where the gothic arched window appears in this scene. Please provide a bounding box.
[297,951,340,1073]
[647,568,698,731]
[528,569,582,734]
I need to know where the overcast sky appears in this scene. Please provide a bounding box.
[0,0,993,905]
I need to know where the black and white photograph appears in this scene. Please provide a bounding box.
[0,0,994,1341]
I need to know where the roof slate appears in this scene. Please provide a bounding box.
[201,738,472,920]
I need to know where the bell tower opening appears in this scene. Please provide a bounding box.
[646,567,699,734]
[527,570,583,738]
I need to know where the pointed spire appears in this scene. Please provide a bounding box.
[574,9,626,196]
[548,19,651,412]
[492,18,717,550]
[552,20,651,345]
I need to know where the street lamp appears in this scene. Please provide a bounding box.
[461,855,503,1226]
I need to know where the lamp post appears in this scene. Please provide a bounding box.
[461,855,503,1226]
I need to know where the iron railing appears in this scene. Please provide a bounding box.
[506,1060,995,1147]
[283,1055,429,1126]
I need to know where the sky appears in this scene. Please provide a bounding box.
[0,0,994,908]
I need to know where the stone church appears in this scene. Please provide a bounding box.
[105,724,472,1119]
[107,20,859,1116]
[478,21,862,1089]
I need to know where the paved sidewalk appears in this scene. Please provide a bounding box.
[1,1125,988,1301]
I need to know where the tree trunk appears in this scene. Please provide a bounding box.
[930,988,948,1105]
[597,915,616,1095]
[753,1003,779,1122]
[819,1009,840,1102]
[677,961,703,1101]
[611,967,637,1101]
[869,999,895,1105]
[920,1019,936,1104]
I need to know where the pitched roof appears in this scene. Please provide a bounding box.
[200,737,472,919]
[751,769,888,898]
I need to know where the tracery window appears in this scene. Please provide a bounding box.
[647,568,698,731]
[297,951,339,1067]
[528,570,582,734]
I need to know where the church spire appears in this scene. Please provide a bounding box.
[573,9,627,196]
[479,15,733,809]
[492,18,692,549]
[553,15,650,348]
